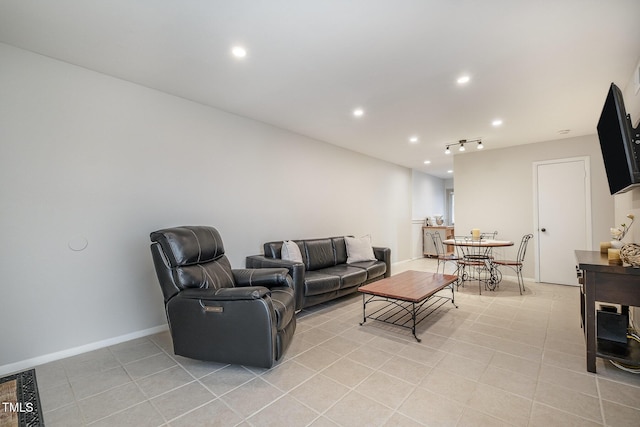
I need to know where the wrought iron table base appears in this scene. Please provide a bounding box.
[459,260,502,292]
[359,287,458,342]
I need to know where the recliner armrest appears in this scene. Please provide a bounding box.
[179,287,270,301]
[232,268,293,290]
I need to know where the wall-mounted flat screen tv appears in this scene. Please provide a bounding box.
[597,82,640,195]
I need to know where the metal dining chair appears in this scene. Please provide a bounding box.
[479,231,501,260]
[454,235,490,294]
[492,234,533,295]
[429,232,459,275]
[480,231,498,240]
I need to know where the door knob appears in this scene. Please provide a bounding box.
[541,228,546,232]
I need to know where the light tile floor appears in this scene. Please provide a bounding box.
[34,258,640,426]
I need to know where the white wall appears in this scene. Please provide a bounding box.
[410,170,446,258]
[453,134,614,279]
[411,170,445,220]
[0,43,412,371]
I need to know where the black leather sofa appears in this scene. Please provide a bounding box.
[246,236,391,310]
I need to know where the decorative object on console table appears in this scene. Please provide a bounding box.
[610,213,634,249]
[608,214,634,264]
[607,248,622,265]
[620,243,640,267]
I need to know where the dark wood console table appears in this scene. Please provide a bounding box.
[575,250,640,373]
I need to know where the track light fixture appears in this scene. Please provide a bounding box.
[444,139,483,154]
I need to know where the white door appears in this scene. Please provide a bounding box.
[534,158,592,285]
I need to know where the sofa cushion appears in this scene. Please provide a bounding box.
[345,235,376,263]
[349,260,387,280]
[281,240,303,263]
[303,271,340,296]
[317,265,367,289]
[304,239,336,271]
[269,286,296,330]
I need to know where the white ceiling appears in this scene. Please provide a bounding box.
[1,0,639,178]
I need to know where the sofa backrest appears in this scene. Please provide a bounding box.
[304,239,335,270]
[332,237,348,264]
[263,236,351,271]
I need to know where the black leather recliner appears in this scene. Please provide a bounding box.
[149,226,296,368]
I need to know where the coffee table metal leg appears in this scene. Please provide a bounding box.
[451,283,457,307]
[412,302,421,342]
[359,293,367,326]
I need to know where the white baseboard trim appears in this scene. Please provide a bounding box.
[391,259,415,266]
[0,324,169,377]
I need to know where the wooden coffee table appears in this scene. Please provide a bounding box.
[358,270,458,342]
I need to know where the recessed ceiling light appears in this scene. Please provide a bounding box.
[492,119,503,127]
[457,75,470,85]
[231,46,247,58]
[423,160,431,164]
[353,108,364,117]
[447,170,453,174]
[409,136,419,143]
